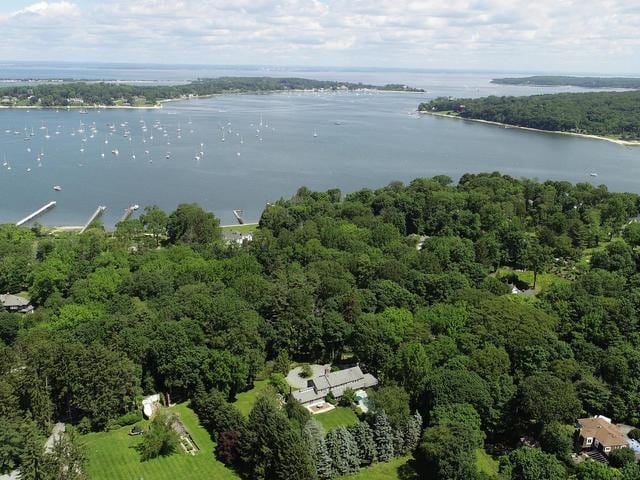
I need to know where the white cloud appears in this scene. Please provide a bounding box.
[0,0,638,73]
[10,1,79,18]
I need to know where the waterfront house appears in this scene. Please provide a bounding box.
[0,294,34,313]
[222,230,253,245]
[291,366,378,406]
[577,416,628,455]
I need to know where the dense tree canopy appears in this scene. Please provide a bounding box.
[420,91,640,140]
[2,172,640,479]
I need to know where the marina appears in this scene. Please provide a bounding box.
[1,74,640,228]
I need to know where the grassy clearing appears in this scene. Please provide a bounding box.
[221,223,258,233]
[233,379,269,416]
[340,455,416,480]
[476,449,499,477]
[83,403,239,480]
[496,267,569,292]
[316,407,359,432]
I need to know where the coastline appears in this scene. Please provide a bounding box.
[0,87,421,111]
[419,111,640,147]
[0,104,162,110]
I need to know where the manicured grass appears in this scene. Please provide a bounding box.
[233,379,269,416]
[496,267,569,292]
[221,223,258,233]
[340,455,416,480]
[83,403,239,480]
[316,407,359,432]
[515,270,569,291]
[476,448,499,477]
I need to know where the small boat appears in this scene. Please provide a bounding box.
[53,185,62,191]
[313,130,318,138]
[590,173,598,177]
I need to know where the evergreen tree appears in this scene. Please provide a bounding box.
[403,411,423,452]
[325,430,347,476]
[303,420,333,480]
[42,426,88,480]
[241,392,315,480]
[273,425,316,480]
[373,411,394,462]
[27,374,53,433]
[326,427,359,476]
[393,427,406,456]
[349,422,377,465]
[17,421,46,480]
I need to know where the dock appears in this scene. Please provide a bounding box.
[120,204,140,223]
[233,209,245,224]
[16,201,56,226]
[80,206,106,234]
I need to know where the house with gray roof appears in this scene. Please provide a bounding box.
[222,230,253,245]
[0,294,33,313]
[291,366,378,406]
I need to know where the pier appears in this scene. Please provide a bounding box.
[120,204,140,223]
[233,209,245,224]
[16,201,56,226]
[80,206,106,234]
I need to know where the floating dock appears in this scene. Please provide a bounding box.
[233,209,245,224]
[16,201,56,226]
[120,204,140,223]
[80,206,106,234]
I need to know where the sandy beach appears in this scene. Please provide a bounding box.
[420,111,640,147]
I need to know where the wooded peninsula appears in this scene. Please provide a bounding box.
[419,91,640,141]
[3,173,640,480]
[491,76,640,89]
[0,77,423,108]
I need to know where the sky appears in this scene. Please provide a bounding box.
[0,0,639,74]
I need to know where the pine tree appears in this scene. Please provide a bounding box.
[393,427,406,456]
[373,411,394,462]
[42,426,88,480]
[326,427,359,475]
[274,425,316,480]
[27,373,53,432]
[17,420,46,480]
[303,420,333,479]
[325,429,347,475]
[349,422,377,465]
[403,411,423,452]
[339,427,360,474]
[241,392,316,480]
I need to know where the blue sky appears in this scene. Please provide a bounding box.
[1,1,639,74]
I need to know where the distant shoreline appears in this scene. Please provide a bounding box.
[0,87,421,111]
[0,104,162,110]
[419,111,640,147]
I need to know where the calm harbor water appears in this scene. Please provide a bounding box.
[0,66,639,226]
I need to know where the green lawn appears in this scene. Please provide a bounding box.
[83,403,239,480]
[315,407,359,432]
[496,267,569,292]
[221,223,258,234]
[476,448,499,477]
[233,379,269,416]
[341,455,416,480]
